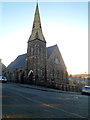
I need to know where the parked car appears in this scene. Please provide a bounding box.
[82,86,90,95]
[0,76,7,83]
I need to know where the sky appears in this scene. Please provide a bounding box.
[0,1,88,75]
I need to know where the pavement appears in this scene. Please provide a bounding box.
[17,83,81,95]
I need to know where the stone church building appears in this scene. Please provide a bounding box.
[4,3,68,85]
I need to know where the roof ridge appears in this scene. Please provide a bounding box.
[17,53,27,57]
[47,44,57,48]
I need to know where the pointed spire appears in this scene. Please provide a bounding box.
[34,2,40,24]
[29,2,45,42]
[32,2,42,31]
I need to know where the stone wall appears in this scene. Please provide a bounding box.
[47,46,68,84]
[4,68,25,83]
[26,39,46,84]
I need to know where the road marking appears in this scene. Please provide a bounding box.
[19,94,86,118]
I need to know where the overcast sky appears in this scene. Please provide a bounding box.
[1,1,88,75]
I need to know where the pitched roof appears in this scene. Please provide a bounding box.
[47,45,57,58]
[4,45,57,71]
[4,54,27,71]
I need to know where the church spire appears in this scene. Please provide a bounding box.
[29,3,45,41]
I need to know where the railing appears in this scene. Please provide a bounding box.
[39,82,82,92]
[55,84,82,92]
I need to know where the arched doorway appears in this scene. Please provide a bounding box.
[28,70,33,85]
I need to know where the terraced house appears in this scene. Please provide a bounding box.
[4,3,68,85]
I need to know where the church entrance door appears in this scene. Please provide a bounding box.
[28,70,33,85]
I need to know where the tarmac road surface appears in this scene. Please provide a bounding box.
[1,83,89,119]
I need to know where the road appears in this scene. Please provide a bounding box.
[1,83,89,119]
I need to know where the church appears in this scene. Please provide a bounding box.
[4,3,68,85]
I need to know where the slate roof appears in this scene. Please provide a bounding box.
[4,45,57,71]
[47,45,57,58]
[4,54,27,71]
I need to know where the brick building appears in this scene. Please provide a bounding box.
[4,3,68,85]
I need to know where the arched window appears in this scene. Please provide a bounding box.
[31,47,33,55]
[40,24,41,28]
[36,44,39,55]
[55,58,59,64]
[41,47,43,56]
[33,24,35,28]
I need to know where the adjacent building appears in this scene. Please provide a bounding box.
[0,59,2,76]
[3,3,68,85]
[0,59,6,76]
